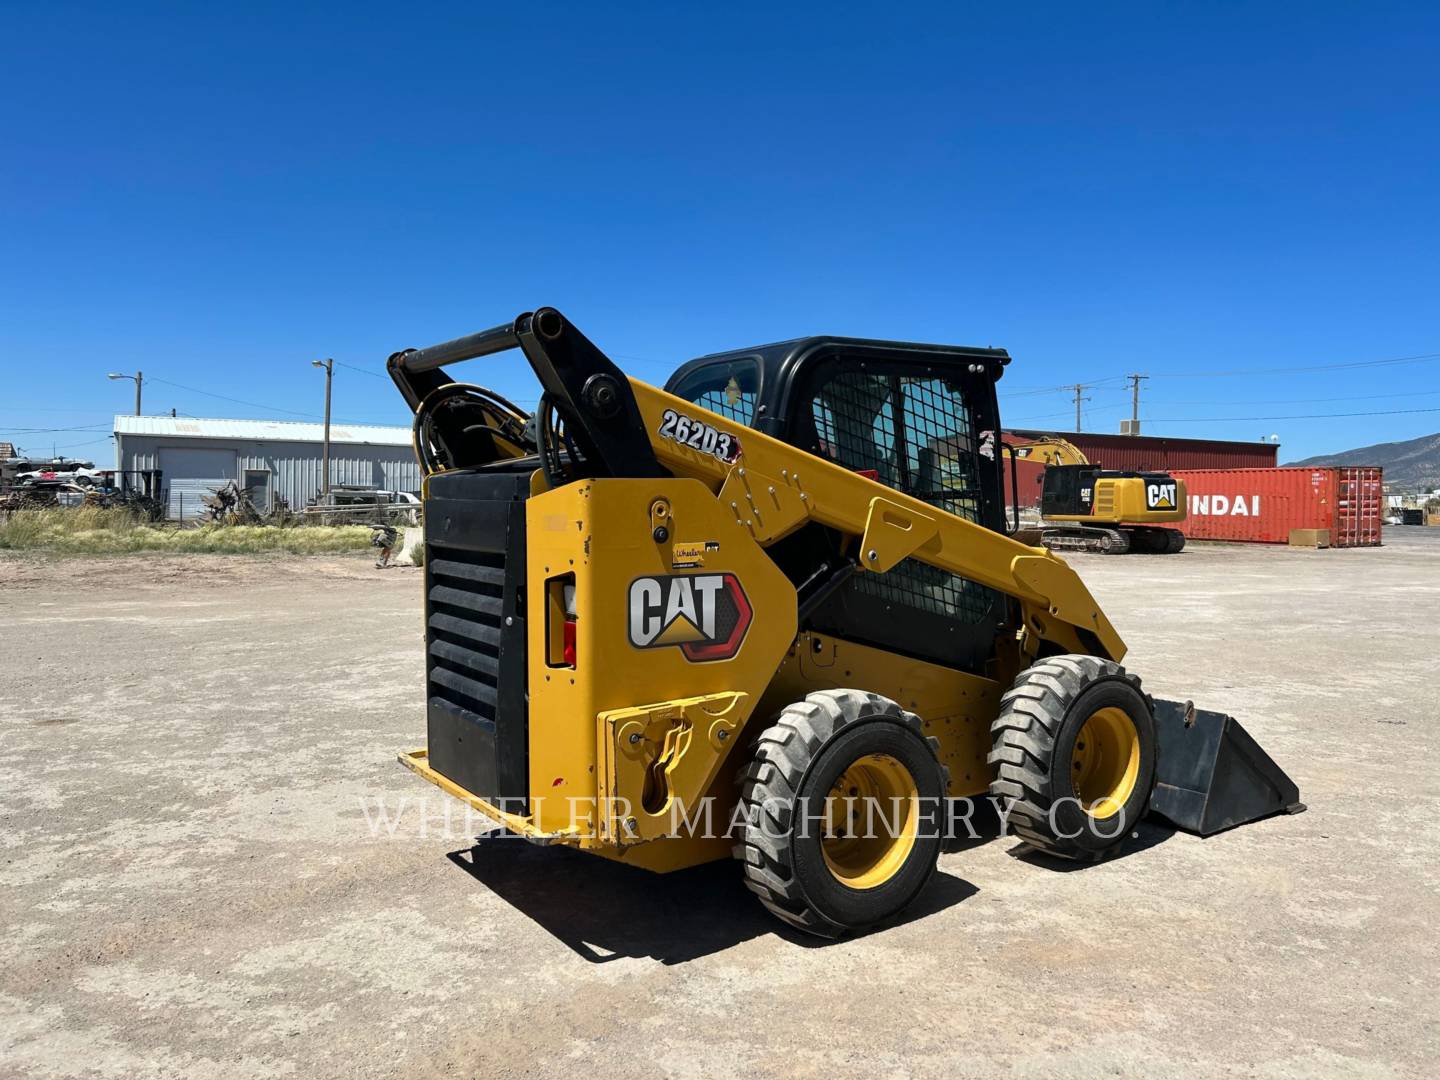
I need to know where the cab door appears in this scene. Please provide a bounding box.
[777,351,1007,674]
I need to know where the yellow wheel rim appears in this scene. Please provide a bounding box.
[820,752,919,890]
[1071,706,1141,819]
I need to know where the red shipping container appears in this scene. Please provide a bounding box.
[1169,467,1383,546]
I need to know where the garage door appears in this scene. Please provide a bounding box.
[159,446,237,520]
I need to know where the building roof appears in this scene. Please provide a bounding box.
[1008,428,1278,452]
[113,415,413,446]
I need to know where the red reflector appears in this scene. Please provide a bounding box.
[855,468,879,481]
[562,619,577,666]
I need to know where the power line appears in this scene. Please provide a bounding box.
[1149,406,1440,422]
[1001,375,1130,397]
[0,406,117,415]
[9,436,114,453]
[0,424,112,435]
[1005,350,1440,400]
[144,376,399,426]
[1147,388,1440,407]
[1153,351,1440,380]
[333,360,389,379]
[147,376,322,418]
[1008,404,1127,424]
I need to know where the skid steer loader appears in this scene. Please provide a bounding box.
[389,308,1302,937]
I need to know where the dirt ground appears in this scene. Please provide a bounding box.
[2,533,1437,1079]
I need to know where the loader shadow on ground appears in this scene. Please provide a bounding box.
[447,832,978,964]
[943,799,1177,868]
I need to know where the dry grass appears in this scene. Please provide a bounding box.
[0,506,373,555]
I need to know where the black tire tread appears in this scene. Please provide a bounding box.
[986,655,1149,860]
[734,689,947,937]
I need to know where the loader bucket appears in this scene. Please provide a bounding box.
[1148,699,1304,836]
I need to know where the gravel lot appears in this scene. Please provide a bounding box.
[3,532,1437,1078]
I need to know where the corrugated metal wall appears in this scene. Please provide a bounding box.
[116,434,421,517]
[1005,430,1278,472]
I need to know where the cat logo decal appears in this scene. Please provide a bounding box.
[627,573,751,662]
[1146,481,1178,511]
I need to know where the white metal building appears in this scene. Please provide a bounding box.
[113,415,419,519]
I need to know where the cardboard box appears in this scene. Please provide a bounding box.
[1288,528,1331,548]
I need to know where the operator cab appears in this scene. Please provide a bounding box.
[667,337,1015,677]
[666,337,1012,535]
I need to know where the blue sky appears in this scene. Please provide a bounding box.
[2,1,1437,464]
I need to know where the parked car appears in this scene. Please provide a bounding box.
[16,464,106,487]
[311,487,421,524]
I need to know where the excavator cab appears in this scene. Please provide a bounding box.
[387,308,1301,938]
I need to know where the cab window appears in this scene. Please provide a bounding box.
[804,366,1000,632]
[669,358,761,427]
[809,372,983,523]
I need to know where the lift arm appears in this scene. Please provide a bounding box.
[627,381,1125,660]
[389,307,1126,662]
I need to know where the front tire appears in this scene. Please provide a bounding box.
[988,655,1156,859]
[734,690,948,938]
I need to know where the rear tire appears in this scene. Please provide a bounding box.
[988,655,1156,859]
[734,690,948,938]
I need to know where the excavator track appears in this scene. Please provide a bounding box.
[1039,525,1131,555]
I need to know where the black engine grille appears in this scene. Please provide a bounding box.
[427,548,506,721]
[423,470,530,810]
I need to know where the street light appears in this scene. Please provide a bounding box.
[108,371,143,415]
[312,359,333,495]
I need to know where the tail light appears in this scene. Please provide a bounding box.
[548,575,578,668]
[562,581,577,666]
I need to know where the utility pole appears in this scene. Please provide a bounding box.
[1071,384,1091,433]
[312,358,333,495]
[1126,373,1148,434]
[107,370,143,415]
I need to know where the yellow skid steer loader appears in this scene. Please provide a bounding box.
[388,308,1301,937]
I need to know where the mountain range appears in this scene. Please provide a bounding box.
[1286,431,1440,491]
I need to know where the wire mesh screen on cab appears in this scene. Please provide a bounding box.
[810,372,997,625]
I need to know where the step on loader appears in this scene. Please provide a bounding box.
[389,309,1302,937]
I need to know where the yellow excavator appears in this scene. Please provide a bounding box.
[387,308,1300,937]
[1013,436,1187,554]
